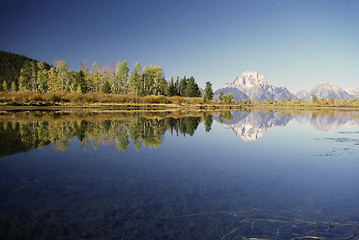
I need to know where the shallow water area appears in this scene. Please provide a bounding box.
[0,109,359,239]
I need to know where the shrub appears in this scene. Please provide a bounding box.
[188,97,203,104]
[170,96,184,104]
[45,93,61,102]
[114,94,132,103]
[30,93,43,102]
[140,95,171,104]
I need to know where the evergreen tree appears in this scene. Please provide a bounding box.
[193,81,202,97]
[175,77,180,96]
[203,81,213,101]
[102,80,112,93]
[185,76,195,97]
[168,77,176,97]
[184,76,201,97]
[80,63,91,93]
[179,76,187,97]
[75,70,87,93]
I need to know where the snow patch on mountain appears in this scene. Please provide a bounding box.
[214,71,295,101]
[346,88,359,99]
[309,82,352,100]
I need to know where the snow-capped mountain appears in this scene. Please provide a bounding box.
[346,88,359,99]
[309,82,352,100]
[214,71,296,101]
[292,90,311,101]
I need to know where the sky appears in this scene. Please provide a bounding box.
[1,0,359,91]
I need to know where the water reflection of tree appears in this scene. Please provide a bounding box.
[218,112,233,123]
[0,115,208,156]
[202,113,213,132]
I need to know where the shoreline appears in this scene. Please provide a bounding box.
[1,103,359,112]
[0,103,240,111]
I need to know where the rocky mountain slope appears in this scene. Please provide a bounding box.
[308,82,352,100]
[214,71,295,101]
[346,88,359,99]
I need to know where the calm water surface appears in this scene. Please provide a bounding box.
[0,110,359,239]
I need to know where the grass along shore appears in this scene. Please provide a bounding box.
[1,91,359,111]
[0,91,239,111]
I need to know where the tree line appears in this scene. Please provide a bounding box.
[0,50,51,90]
[1,57,214,101]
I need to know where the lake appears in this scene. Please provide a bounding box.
[0,109,359,239]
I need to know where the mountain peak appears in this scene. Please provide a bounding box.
[241,70,257,77]
[309,82,351,100]
[317,82,336,87]
[215,71,295,101]
[224,71,267,89]
[241,71,265,81]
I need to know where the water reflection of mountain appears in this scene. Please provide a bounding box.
[214,112,291,142]
[215,111,359,141]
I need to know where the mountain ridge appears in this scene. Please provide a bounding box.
[214,71,358,101]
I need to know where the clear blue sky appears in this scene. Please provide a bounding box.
[1,0,358,91]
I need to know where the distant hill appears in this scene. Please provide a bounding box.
[0,50,50,90]
[214,71,295,101]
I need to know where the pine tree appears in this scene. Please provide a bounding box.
[75,70,87,93]
[168,77,176,97]
[179,77,187,97]
[102,80,112,93]
[175,77,180,96]
[185,76,200,97]
[203,81,213,101]
[80,63,91,93]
